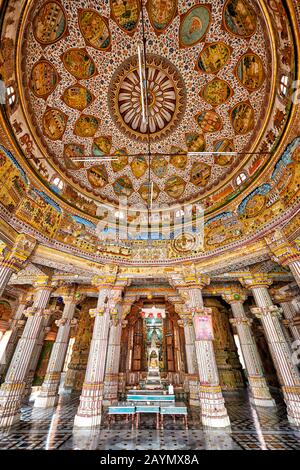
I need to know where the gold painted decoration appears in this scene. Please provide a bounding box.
[113,176,134,197]
[131,156,148,178]
[64,144,85,169]
[33,1,67,45]
[179,4,211,48]
[110,0,141,34]
[62,84,94,111]
[78,9,111,51]
[111,149,128,172]
[62,48,97,79]
[170,146,187,170]
[87,165,108,188]
[244,194,266,217]
[223,0,257,38]
[185,133,206,152]
[151,156,168,178]
[139,182,159,201]
[30,59,59,99]
[196,42,231,74]
[165,175,185,198]
[200,78,233,107]
[190,162,211,187]
[74,114,99,137]
[195,110,223,133]
[236,52,265,91]
[146,0,178,35]
[231,101,254,134]
[92,136,112,156]
[42,107,67,140]
[213,139,235,166]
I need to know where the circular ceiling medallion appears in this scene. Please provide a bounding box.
[108,54,186,142]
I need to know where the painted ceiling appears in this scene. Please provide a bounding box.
[19,0,278,208]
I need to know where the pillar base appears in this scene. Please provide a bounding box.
[199,385,231,429]
[201,414,231,428]
[34,394,58,408]
[74,413,102,428]
[250,395,276,408]
[0,412,20,428]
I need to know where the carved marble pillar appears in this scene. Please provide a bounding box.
[265,231,300,289]
[0,292,29,376]
[175,271,230,427]
[272,290,300,342]
[241,273,300,426]
[0,276,54,427]
[103,281,127,405]
[0,234,36,296]
[175,303,199,406]
[222,290,275,407]
[74,272,117,427]
[34,288,83,408]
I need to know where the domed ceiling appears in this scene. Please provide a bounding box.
[18,0,277,208]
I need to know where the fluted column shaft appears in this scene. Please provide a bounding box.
[182,318,199,406]
[34,294,78,408]
[223,294,274,407]
[103,318,122,405]
[0,298,28,376]
[280,301,300,342]
[74,277,116,427]
[289,261,300,289]
[0,265,14,297]
[187,278,230,428]
[0,283,52,427]
[244,276,300,426]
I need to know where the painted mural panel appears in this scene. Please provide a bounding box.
[87,165,108,188]
[147,0,177,34]
[200,78,233,107]
[223,0,257,37]
[151,156,167,178]
[0,147,28,211]
[62,48,97,79]
[62,84,93,111]
[111,148,128,172]
[63,144,84,169]
[236,52,265,91]
[139,182,160,201]
[33,1,67,45]
[185,133,206,152]
[42,107,67,140]
[110,0,141,34]
[195,110,223,133]
[92,136,112,156]
[30,60,59,98]
[179,5,211,48]
[170,146,187,170]
[190,161,211,187]
[131,156,148,178]
[231,101,254,134]
[74,115,99,137]
[165,175,185,198]
[196,42,231,74]
[78,9,111,51]
[213,139,235,166]
[113,176,134,197]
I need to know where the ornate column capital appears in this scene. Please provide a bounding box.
[193,306,212,317]
[92,266,118,290]
[58,286,85,305]
[222,289,247,305]
[250,305,282,319]
[230,317,252,326]
[0,233,36,273]
[32,275,56,292]
[265,230,300,266]
[239,273,273,290]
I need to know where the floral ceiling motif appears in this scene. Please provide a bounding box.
[18,0,276,208]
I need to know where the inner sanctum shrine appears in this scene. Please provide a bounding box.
[0,0,300,453]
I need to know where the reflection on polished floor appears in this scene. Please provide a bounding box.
[0,391,299,450]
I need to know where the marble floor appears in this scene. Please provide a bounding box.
[0,391,299,450]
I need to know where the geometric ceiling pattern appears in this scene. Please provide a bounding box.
[22,0,272,207]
